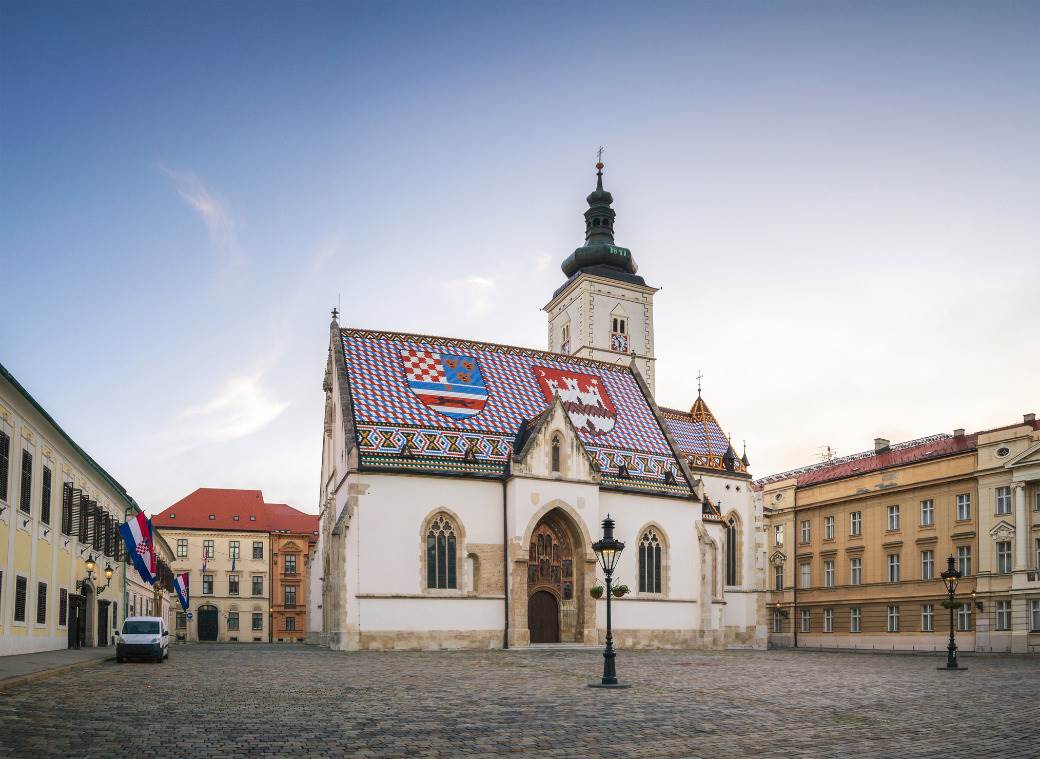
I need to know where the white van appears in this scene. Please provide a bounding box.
[114,616,170,663]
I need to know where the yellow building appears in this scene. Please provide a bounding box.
[758,428,985,651]
[1,362,143,655]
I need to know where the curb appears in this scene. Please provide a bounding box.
[0,655,116,692]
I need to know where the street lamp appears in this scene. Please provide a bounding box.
[938,555,965,671]
[589,515,630,689]
[77,556,115,594]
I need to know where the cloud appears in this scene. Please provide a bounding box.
[159,165,241,264]
[176,373,288,444]
[442,275,497,318]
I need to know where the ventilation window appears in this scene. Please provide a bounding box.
[168,513,175,519]
[233,515,240,521]
[209,514,215,520]
[250,515,256,521]
[996,447,1010,458]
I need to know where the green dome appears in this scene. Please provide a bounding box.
[560,164,639,279]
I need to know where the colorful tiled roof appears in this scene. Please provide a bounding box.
[155,488,318,539]
[339,328,692,497]
[753,433,976,489]
[660,397,749,477]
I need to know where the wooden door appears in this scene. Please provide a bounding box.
[197,606,218,641]
[528,590,560,644]
[97,602,109,647]
[68,595,84,649]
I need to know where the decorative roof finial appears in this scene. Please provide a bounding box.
[596,145,605,171]
[696,369,703,398]
[331,307,340,321]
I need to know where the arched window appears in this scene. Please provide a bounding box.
[639,528,662,593]
[426,514,457,589]
[551,435,561,473]
[726,517,738,586]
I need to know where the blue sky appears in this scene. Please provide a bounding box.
[2,2,1037,512]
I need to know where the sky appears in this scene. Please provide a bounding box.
[1,1,1037,514]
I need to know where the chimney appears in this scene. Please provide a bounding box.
[874,437,890,453]
[953,428,965,438]
[1025,413,1036,423]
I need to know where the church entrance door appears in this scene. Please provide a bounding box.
[528,591,560,643]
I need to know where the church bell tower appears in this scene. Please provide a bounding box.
[544,160,658,395]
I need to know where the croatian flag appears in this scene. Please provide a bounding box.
[119,512,156,585]
[173,572,189,611]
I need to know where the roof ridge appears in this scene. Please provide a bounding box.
[341,327,637,373]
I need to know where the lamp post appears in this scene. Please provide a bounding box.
[589,515,630,689]
[939,555,965,671]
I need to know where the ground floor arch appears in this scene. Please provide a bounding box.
[198,604,219,641]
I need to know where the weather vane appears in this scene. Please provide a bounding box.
[696,369,703,397]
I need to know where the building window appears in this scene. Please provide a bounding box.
[800,520,810,544]
[956,493,971,521]
[176,612,186,630]
[772,609,782,633]
[725,518,738,586]
[14,576,27,622]
[850,607,862,633]
[560,323,570,354]
[957,545,972,576]
[229,541,240,561]
[41,465,52,525]
[203,540,214,559]
[774,524,784,546]
[921,604,934,632]
[252,612,263,631]
[995,486,1011,515]
[887,554,900,583]
[921,550,934,581]
[773,564,783,591]
[800,608,810,633]
[1036,537,1040,571]
[887,605,900,632]
[1031,599,1040,632]
[285,616,296,631]
[957,605,972,631]
[920,499,934,526]
[177,539,188,558]
[253,542,264,560]
[252,576,263,596]
[284,554,297,575]
[824,516,834,540]
[996,600,1011,631]
[425,513,458,590]
[19,449,32,514]
[59,588,68,626]
[996,541,1012,574]
[0,430,10,502]
[823,608,833,633]
[800,563,811,589]
[229,575,240,595]
[638,528,663,593]
[202,575,213,595]
[228,612,239,631]
[36,582,47,624]
[887,505,900,531]
[850,511,862,536]
[850,557,862,585]
[285,586,297,608]
[824,560,835,588]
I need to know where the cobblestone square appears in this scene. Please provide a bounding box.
[1,644,1037,758]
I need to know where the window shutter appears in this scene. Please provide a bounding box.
[59,588,68,626]
[0,430,9,502]
[36,582,47,624]
[19,449,32,513]
[14,576,27,622]
[84,500,96,548]
[72,489,86,542]
[61,483,73,535]
[41,466,52,525]
[104,513,114,557]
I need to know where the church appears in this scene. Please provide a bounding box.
[314,162,767,650]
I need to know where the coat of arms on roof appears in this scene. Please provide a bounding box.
[400,349,489,421]
[532,366,616,437]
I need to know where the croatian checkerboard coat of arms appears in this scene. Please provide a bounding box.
[400,349,489,421]
[532,366,617,436]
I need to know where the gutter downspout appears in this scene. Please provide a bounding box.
[502,479,509,650]
[792,506,798,649]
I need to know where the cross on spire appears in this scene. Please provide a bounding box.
[596,145,605,165]
[696,370,703,397]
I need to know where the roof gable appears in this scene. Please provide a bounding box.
[339,328,690,496]
[660,396,748,477]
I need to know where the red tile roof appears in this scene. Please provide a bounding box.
[154,488,318,540]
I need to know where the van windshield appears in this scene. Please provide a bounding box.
[122,620,160,635]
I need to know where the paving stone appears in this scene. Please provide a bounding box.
[0,644,1036,758]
